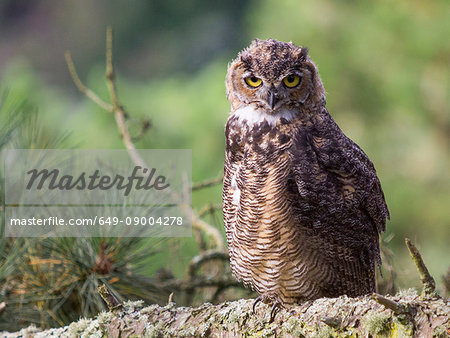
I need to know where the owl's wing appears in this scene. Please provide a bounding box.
[290,109,389,236]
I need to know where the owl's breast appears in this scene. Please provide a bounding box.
[225,115,297,211]
[224,116,312,301]
[224,113,300,223]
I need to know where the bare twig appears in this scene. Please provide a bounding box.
[321,316,341,328]
[105,27,119,109]
[64,52,112,111]
[187,250,229,279]
[190,211,225,250]
[167,292,174,304]
[65,27,225,250]
[444,267,450,296]
[192,175,224,191]
[371,293,409,315]
[211,285,228,303]
[161,277,242,292]
[98,284,122,311]
[65,28,148,169]
[405,238,437,298]
[105,26,148,169]
[0,302,6,316]
[181,250,234,304]
[154,250,240,305]
[198,203,223,218]
[131,119,151,142]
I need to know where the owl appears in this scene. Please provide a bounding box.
[223,39,389,315]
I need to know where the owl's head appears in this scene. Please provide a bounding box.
[226,39,325,114]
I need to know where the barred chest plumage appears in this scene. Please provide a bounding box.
[223,112,323,304]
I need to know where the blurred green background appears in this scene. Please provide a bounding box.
[0,0,449,318]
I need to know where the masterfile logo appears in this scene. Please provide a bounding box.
[3,149,192,237]
[25,166,170,196]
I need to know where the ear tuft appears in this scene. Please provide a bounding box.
[239,53,251,66]
[299,47,309,61]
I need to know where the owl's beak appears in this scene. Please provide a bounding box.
[268,89,279,110]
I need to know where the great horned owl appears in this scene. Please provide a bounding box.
[223,39,389,310]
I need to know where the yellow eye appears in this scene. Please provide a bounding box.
[245,76,262,88]
[283,74,301,88]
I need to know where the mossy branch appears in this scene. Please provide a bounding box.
[11,294,449,337]
[6,238,449,336]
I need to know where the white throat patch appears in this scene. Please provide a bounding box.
[233,105,296,127]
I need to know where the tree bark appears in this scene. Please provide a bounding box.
[5,291,449,337]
